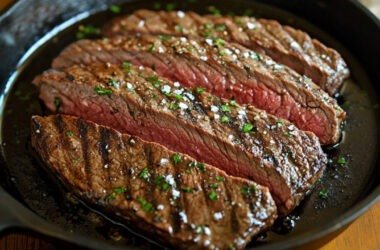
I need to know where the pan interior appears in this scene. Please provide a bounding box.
[0,0,379,248]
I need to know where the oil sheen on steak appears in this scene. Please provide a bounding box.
[51,35,345,145]
[31,114,277,249]
[33,63,327,215]
[102,9,350,95]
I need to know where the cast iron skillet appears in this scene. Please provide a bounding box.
[0,0,379,249]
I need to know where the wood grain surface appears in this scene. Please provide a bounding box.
[0,0,379,249]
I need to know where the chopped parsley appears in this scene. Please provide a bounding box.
[138,197,155,213]
[185,169,191,174]
[240,185,257,195]
[285,133,291,137]
[221,105,231,112]
[221,116,229,123]
[154,175,165,184]
[337,157,346,164]
[319,190,327,199]
[216,176,225,182]
[197,162,205,171]
[196,87,206,93]
[54,97,61,112]
[170,103,179,110]
[139,168,150,179]
[158,35,173,41]
[236,18,243,24]
[76,25,100,40]
[175,94,183,100]
[175,24,183,32]
[183,187,193,193]
[65,132,73,136]
[277,121,284,125]
[207,6,221,15]
[229,99,237,107]
[173,154,182,165]
[94,85,112,95]
[204,29,212,37]
[162,183,171,191]
[209,191,219,200]
[166,3,176,11]
[106,194,116,200]
[242,124,254,133]
[187,46,194,51]
[110,5,121,13]
[108,78,119,88]
[75,158,81,162]
[205,24,214,29]
[113,187,127,193]
[123,61,131,68]
[216,24,226,31]
[209,184,218,189]
[189,161,195,167]
[149,43,156,52]
[219,50,225,55]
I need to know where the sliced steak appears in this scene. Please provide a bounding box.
[102,9,350,95]
[33,63,327,215]
[52,35,345,144]
[31,114,277,249]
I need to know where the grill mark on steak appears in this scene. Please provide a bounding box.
[102,9,349,95]
[78,118,92,189]
[31,115,278,249]
[33,63,327,215]
[51,35,344,145]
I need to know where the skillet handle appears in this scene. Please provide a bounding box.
[0,190,22,231]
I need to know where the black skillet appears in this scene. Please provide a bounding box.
[0,0,379,249]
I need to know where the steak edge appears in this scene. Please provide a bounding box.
[33,63,327,215]
[102,9,350,95]
[31,114,277,249]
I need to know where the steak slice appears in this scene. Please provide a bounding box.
[33,63,327,215]
[52,35,345,145]
[102,9,350,95]
[31,114,277,249]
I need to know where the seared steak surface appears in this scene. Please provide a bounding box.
[31,115,277,249]
[33,63,327,215]
[102,9,349,95]
[52,35,345,144]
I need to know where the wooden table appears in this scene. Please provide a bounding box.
[0,0,379,249]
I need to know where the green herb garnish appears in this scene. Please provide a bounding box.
[110,5,121,13]
[198,162,205,171]
[94,85,112,95]
[196,87,206,93]
[139,168,150,179]
[216,24,226,31]
[113,187,127,193]
[173,154,182,165]
[209,191,219,200]
[337,157,346,164]
[240,185,257,195]
[209,184,218,189]
[158,35,173,41]
[65,132,73,136]
[149,43,156,52]
[154,175,165,184]
[221,105,231,112]
[175,24,183,32]
[216,176,225,182]
[170,103,179,110]
[277,121,284,125]
[138,197,155,213]
[242,124,254,133]
[106,194,116,200]
[54,97,61,113]
[319,190,327,199]
[221,116,229,123]
[108,78,119,88]
[183,187,193,193]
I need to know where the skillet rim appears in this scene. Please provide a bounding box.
[0,0,379,249]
